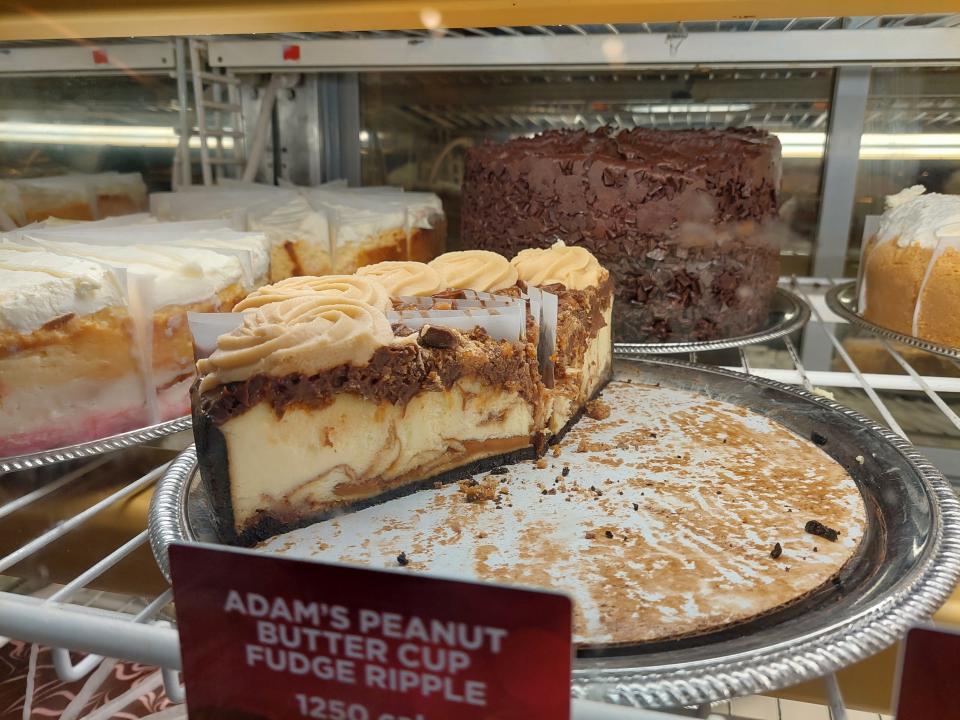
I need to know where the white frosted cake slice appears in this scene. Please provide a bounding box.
[307,191,407,273]
[151,188,332,282]
[28,239,248,420]
[0,244,148,456]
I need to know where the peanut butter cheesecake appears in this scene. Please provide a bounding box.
[192,244,613,545]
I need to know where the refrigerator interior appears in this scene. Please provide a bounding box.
[1,16,960,718]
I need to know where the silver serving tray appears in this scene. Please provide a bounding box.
[148,358,960,709]
[615,286,810,355]
[0,415,192,475]
[826,281,960,360]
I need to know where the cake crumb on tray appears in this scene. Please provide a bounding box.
[585,398,611,420]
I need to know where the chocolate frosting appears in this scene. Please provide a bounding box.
[461,127,782,341]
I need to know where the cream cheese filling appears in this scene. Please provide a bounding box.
[222,377,535,531]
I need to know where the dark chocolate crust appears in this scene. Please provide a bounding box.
[461,127,782,342]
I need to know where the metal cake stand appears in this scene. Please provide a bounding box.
[614,286,810,355]
[826,281,960,361]
[0,416,192,475]
[147,357,960,709]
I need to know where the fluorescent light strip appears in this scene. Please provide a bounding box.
[774,132,960,159]
[0,122,958,160]
[0,122,234,149]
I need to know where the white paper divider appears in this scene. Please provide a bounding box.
[388,305,525,343]
[530,287,558,387]
[857,214,881,311]
[523,290,542,335]
[187,312,245,361]
[394,291,517,309]
[126,273,160,425]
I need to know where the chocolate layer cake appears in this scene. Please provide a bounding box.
[461,127,782,342]
[193,245,613,545]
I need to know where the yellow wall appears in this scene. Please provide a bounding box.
[3,0,960,41]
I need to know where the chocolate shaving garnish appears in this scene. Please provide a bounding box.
[417,325,459,349]
[805,520,839,542]
[396,552,409,566]
[561,466,570,477]
[811,432,828,446]
[770,542,783,559]
[604,530,614,539]
[488,466,510,475]
[632,502,639,510]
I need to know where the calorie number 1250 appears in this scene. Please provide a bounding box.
[294,694,425,720]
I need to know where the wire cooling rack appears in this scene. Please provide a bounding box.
[0,277,957,719]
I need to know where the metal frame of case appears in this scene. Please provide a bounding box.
[3,15,960,719]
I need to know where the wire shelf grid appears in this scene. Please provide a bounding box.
[0,277,957,717]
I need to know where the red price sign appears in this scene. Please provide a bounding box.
[895,625,960,719]
[170,543,572,720]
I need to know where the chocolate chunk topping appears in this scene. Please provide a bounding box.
[804,520,839,542]
[770,542,783,559]
[811,432,828,446]
[396,552,409,566]
[200,327,541,425]
[561,466,570,477]
[604,530,614,539]
[461,127,781,342]
[418,324,460,349]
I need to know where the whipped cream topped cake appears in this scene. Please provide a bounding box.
[0,244,147,456]
[192,243,613,545]
[27,238,249,421]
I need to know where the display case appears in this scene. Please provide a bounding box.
[2,7,960,720]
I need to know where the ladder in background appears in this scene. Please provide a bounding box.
[173,37,246,187]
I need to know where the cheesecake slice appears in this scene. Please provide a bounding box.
[192,245,612,545]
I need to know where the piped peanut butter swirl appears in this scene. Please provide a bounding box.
[355,261,444,297]
[233,275,390,312]
[428,250,518,292]
[510,240,605,291]
[197,295,394,393]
